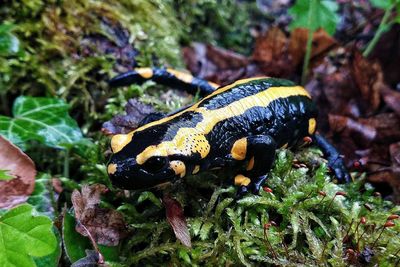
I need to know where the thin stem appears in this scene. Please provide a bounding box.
[63,148,70,178]
[363,4,395,57]
[301,0,316,85]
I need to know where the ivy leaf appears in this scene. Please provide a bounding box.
[289,0,339,35]
[0,24,20,56]
[0,96,83,149]
[0,204,57,267]
[27,174,56,218]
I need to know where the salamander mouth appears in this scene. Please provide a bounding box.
[108,156,177,190]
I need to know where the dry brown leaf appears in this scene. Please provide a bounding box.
[381,85,400,116]
[71,184,128,246]
[358,113,400,143]
[0,136,36,209]
[163,194,191,248]
[328,114,377,145]
[102,98,156,135]
[183,42,254,85]
[251,26,294,77]
[351,51,383,113]
[289,28,337,68]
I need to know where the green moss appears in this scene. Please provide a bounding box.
[0,0,183,124]
[116,148,400,266]
[174,0,262,55]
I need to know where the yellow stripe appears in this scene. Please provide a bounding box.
[166,68,194,84]
[135,68,153,79]
[136,85,310,164]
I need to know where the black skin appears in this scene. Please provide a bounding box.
[109,68,351,196]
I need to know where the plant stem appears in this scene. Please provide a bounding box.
[363,4,395,57]
[63,148,70,178]
[301,0,316,85]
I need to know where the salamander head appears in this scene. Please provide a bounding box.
[107,130,186,190]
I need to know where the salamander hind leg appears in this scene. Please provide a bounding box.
[232,135,277,197]
[313,134,351,183]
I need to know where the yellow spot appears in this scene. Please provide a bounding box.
[107,163,117,174]
[167,68,194,84]
[231,138,247,160]
[124,78,310,163]
[234,174,251,186]
[246,157,255,171]
[111,134,133,153]
[281,143,288,149]
[135,68,153,79]
[308,118,317,135]
[170,160,186,178]
[192,165,200,174]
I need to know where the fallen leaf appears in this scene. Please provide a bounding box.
[289,28,337,69]
[183,42,254,85]
[71,184,128,246]
[358,113,400,143]
[381,85,400,116]
[328,114,377,145]
[251,26,294,77]
[101,98,156,135]
[369,24,400,87]
[351,50,383,113]
[0,136,36,209]
[163,194,191,248]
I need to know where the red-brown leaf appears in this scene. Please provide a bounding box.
[101,98,155,135]
[289,28,337,69]
[351,51,383,113]
[0,136,36,209]
[71,184,127,246]
[381,86,400,116]
[163,195,191,248]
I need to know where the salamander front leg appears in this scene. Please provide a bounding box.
[313,134,351,183]
[232,135,277,197]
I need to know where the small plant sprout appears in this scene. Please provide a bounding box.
[343,219,355,243]
[326,191,347,210]
[263,221,277,259]
[318,191,327,204]
[356,217,367,250]
[303,136,312,144]
[263,187,273,193]
[364,203,374,212]
[387,214,400,221]
[353,160,362,169]
[354,217,367,237]
[372,221,396,248]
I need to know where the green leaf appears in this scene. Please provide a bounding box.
[369,0,394,9]
[289,0,339,35]
[62,211,91,263]
[0,204,57,267]
[0,169,12,181]
[0,96,83,149]
[0,24,20,56]
[27,173,56,218]
[137,191,162,208]
[33,228,62,267]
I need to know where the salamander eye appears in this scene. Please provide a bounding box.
[142,157,168,173]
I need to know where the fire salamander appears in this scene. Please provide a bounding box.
[107,68,350,195]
